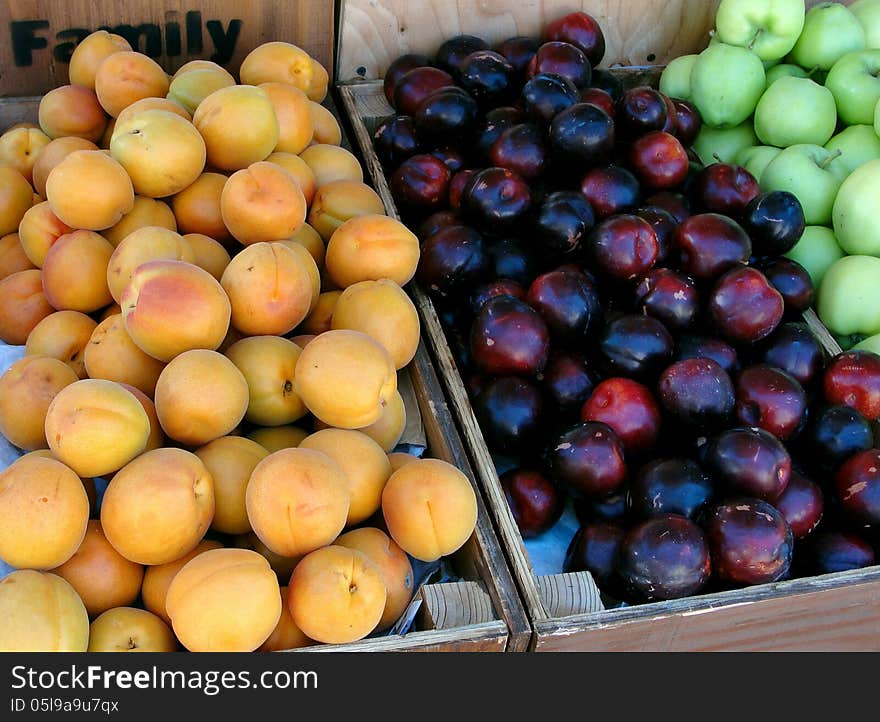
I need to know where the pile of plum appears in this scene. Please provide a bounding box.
[373,12,880,605]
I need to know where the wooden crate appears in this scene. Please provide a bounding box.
[335,0,880,651]
[0,92,531,653]
[0,0,335,97]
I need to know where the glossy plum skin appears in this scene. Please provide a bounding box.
[807,404,874,472]
[628,457,715,520]
[473,106,525,160]
[414,86,479,139]
[705,427,791,502]
[563,520,625,592]
[580,165,641,220]
[469,295,549,376]
[580,377,662,454]
[773,469,823,539]
[758,322,825,388]
[549,102,616,168]
[616,86,668,138]
[599,314,674,379]
[494,36,540,76]
[673,213,751,281]
[435,34,489,77]
[672,99,701,147]
[835,449,880,526]
[527,41,592,89]
[545,421,627,500]
[475,376,545,453]
[589,214,659,282]
[742,191,806,257]
[489,123,548,181]
[533,190,596,260]
[500,468,564,538]
[809,532,876,575]
[460,167,533,234]
[543,11,606,66]
[458,49,517,107]
[704,499,794,585]
[709,266,784,345]
[734,364,808,441]
[391,153,452,212]
[469,278,526,315]
[757,257,815,314]
[675,335,739,376]
[634,268,699,331]
[540,350,597,412]
[628,131,689,190]
[383,53,433,104]
[693,163,760,218]
[526,268,602,345]
[448,169,476,210]
[579,87,616,118]
[373,115,422,169]
[521,73,580,126]
[657,357,735,430]
[392,66,455,116]
[633,206,678,265]
[823,351,880,421]
[417,210,462,240]
[618,515,711,601]
[417,224,488,300]
[486,238,537,286]
[646,191,691,224]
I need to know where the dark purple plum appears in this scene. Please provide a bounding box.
[835,449,880,526]
[628,131,690,191]
[435,34,489,78]
[735,364,807,441]
[527,41,592,89]
[709,266,785,345]
[383,53,433,105]
[564,521,625,594]
[392,66,455,116]
[645,190,690,224]
[693,163,760,218]
[493,35,540,76]
[809,532,876,575]
[468,278,526,315]
[599,314,674,379]
[459,167,533,234]
[417,210,462,240]
[431,145,466,172]
[705,498,793,585]
[705,427,791,501]
[486,237,537,286]
[448,169,476,210]
[673,212,751,281]
[672,99,701,147]
[579,87,616,118]
[540,350,597,412]
[521,73,579,126]
[619,515,711,601]
[634,268,699,331]
[615,86,668,138]
[590,68,623,101]
[657,357,735,430]
[549,102,615,168]
[373,115,422,169]
[758,322,825,387]
[742,191,806,256]
[532,190,595,260]
[628,457,714,520]
[578,493,629,524]
[458,49,517,107]
[545,421,627,499]
[823,350,880,422]
[675,335,739,376]
[472,106,525,160]
[580,165,641,220]
[489,123,547,181]
[469,295,549,375]
[417,224,488,300]
[580,377,662,454]
[390,153,452,212]
[633,205,677,265]
[475,376,545,453]
[773,469,823,539]
[526,268,602,345]
[413,86,479,140]
[756,257,815,314]
[500,468,564,537]
[807,404,874,473]
[543,11,606,67]
[589,214,659,282]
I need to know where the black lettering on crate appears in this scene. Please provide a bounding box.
[53,28,90,63]
[186,10,203,53]
[10,20,49,66]
[206,19,242,65]
[111,23,163,57]
[165,21,182,56]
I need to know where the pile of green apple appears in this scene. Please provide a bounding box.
[660,0,880,351]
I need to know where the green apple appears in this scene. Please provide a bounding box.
[693,122,759,165]
[753,76,837,147]
[659,54,698,101]
[854,333,880,354]
[690,42,766,128]
[790,2,866,71]
[785,225,845,287]
[824,49,880,125]
[851,0,880,48]
[825,124,880,173]
[818,254,880,336]
[736,144,782,179]
[765,63,809,85]
[714,0,805,61]
[832,157,880,254]
[761,143,849,226]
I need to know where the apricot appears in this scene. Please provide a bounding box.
[225,336,307,426]
[171,172,231,243]
[260,82,313,155]
[103,196,177,247]
[20,449,99,518]
[110,110,206,198]
[388,451,419,472]
[107,226,195,303]
[68,30,132,89]
[121,259,231,362]
[172,59,232,79]
[220,162,306,245]
[31,136,98,198]
[240,42,315,92]
[0,269,53,344]
[294,329,397,429]
[45,378,151,477]
[98,302,121,320]
[88,607,177,652]
[192,436,266,535]
[299,289,341,335]
[167,63,236,114]
[300,429,392,526]
[0,455,89,569]
[0,126,51,184]
[101,447,214,565]
[290,333,316,347]
[45,149,134,230]
[359,389,407,451]
[309,101,343,145]
[308,180,385,242]
[192,85,279,171]
[42,230,114,312]
[94,51,170,118]
[299,143,363,187]
[0,355,77,450]
[0,166,34,236]
[52,520,144,616]
[307,59,330,102]
[247,424,309,452]
[0,233,35,279]
[327,214,420,288]
[112,385,162,454]
[18,200,74,267]
[141,539,223,625]
[166,548,281,652]
[221,242,312,336]
[114,95,191,127]
[83,314,166,396]
[233,531,301,582]
[25,310,97,378]
[258,586,315,651]
[288,545,386,644]
[38,85,108,142]
[332,279,420,369]
[99,118,115,149]
[0,570,89,652]
[246,447,349,557]
[336,527,414,632]
[154,349,249,445]
[382,458,478,562]
[266,152,317,206]
[184,233,230,280]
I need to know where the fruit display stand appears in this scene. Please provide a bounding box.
[0,4,532,653]
[335,0,880,651]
